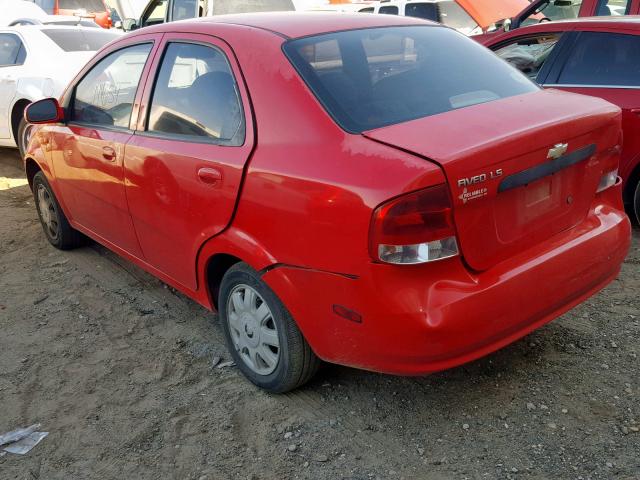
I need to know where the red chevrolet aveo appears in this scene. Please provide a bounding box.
[24,13,631,392]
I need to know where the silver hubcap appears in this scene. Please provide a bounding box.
[37,184,59,239]
[227,284,280,376]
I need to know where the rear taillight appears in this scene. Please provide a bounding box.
[596,168,618,193]
[369,184,459,265]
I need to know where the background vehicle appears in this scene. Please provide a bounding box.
[369,0,530,34]
[9,16,100,26]
[482,16,640,224]
[24,0,113,28]
[0,25,119,156]
[123,0,295,30]
[305,1,376,13]
[477,0,640,40]
[23,13,630,392]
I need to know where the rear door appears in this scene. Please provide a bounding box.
[125,33,254,290]
[542,28,640,193]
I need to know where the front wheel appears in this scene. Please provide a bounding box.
[219,263,320,393]
[33,172,84,250]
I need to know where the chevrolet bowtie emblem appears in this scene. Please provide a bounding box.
[547,143,568,160]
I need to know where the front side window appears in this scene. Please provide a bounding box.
[596,0,630,15]
[284,26,537,133]
[404,3,438,21]
[147,42,244,144]
[556,32,640,87]
[141,0,168,27]
[0,33,25,66]
[494,33,562,82]
[521,0,582,27]
[72,43,152,128]
[379,5,399,15]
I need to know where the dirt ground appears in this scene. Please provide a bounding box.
[0,147,638,480]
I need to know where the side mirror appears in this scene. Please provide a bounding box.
[503,18,512,32]
[25,98,64,124]
[122,18,138,31]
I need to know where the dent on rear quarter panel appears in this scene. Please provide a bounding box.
[211,27,447,278]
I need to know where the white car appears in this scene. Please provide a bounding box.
[0,25,119,156]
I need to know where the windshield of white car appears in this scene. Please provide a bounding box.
[284,26,538,133]
[41,29,118,52]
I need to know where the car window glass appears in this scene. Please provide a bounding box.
[172,0,198,20]
[438,1,480,34]
[596,0,630,15]
[379,6,399,15]
[557,31,640,86]
[494,33,562,82]
[35,0,55,14]
[72,43,152,128]
[522,0,582,27]
[0,34,24,66]
[147,42,244,144]
[41,29,119,52]
[142,0,168,26]
[359,7,374,13]
[404,3,438,21]
[59,0,105,10]
[284,26,537,133]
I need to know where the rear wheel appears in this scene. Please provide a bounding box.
[219,263,320,393]
[633,180,640,226]
[33,172,84,250]
[17,116,33,159]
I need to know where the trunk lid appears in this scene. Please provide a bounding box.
[363,90,621,271]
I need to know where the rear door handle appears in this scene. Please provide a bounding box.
[197,167,222,186]
[102,146,116,161]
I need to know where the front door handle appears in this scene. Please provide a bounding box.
[197,167,222,186]
[102,146,116,161]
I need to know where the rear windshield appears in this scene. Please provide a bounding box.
[59,0,105,11]
[283,26,538,133]
[42,29,118,52]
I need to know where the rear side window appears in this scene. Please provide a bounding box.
[147,42,244,145]
[557,32,640,87]
[0,33,26,66]
[379,6,399,15]
[59,0,105,10]
[41,29,119,52]
[404,3,438,21]
[72,43,152,128]
[284,26,537,133]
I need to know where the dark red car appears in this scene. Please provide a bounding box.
[24,13,631,392]
[481,16,640,224]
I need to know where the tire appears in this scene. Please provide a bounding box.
[33,171,84,250]
[17,116,32,159]
[219,262,320,393]
[634,180,640,227]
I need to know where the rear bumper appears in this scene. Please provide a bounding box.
[263,203,631,375]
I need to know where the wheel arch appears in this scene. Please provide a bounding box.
[11,98,31,146]
[24,156,42,191]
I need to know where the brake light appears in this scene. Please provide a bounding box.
[369,184,459,264]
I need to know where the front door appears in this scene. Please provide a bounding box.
[50,39,157,256]
[125,34,255,290]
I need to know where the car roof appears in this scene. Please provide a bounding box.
[141,12,434,39]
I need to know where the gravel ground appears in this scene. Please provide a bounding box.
[0,148,638,480]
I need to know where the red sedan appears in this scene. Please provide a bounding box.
[480,16,640,224]
[24,13,631,392]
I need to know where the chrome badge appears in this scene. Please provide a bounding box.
[547,143,568,160]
